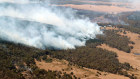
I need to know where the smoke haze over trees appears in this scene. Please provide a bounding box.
[0,0,102,49]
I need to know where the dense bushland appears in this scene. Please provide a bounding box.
[0,41,75,79]
[49,41,132,75]
[97,30,132,53]
[0,37,136,79]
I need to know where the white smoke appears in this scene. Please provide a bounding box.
[0,0,102,49]
[108,0,140,9]
[0,0,30,3]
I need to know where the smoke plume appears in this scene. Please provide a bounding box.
[108,0,140,9]
[0,0,102,49]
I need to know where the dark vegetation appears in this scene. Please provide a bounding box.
[97,12,140,53]
[0,38,136,79]
[0,41,75,79]
[118,11,140,34]
[127,12,140,27]
[117,25,140,34]
[76,9,105,20]
[50,45,119,73]
[97,30,133,53]
[0,11,139,79]
[98,11,140,34]
[49,40,136,78]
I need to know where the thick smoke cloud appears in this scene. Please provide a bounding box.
[0,0,102,49]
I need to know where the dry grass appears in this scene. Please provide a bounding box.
[35,57,129,79]
[53,0,140,14]
[56,4,135,14]
[118,30,140,54]
[97,44,140,68]
[98,26,140,78]
[104,26,140,54]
